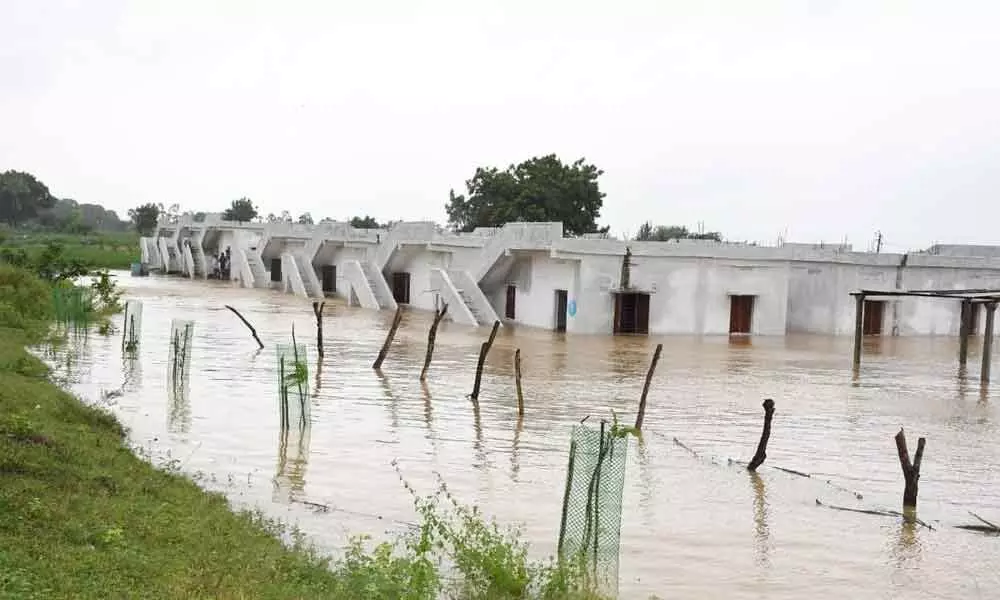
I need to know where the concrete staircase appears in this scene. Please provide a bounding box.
[181,242,196,278]
[245,249,269,289]
[294,253,324,300]
[343,260,381,310]
[281,253,308,298]
[190,244,207,279]
[361,261,397,310]
[429,269,478,326]
[449,269,501,326]
[235,248,256,289]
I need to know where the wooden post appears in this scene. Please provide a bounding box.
[469,320,501,401]
[224,304,265,349]
[894,428,926,509]
[419,303,448,381]
[959,298,972,368]
[312,301,325,358]
[982,301,996,385]
[853,294,865,369]
[634,343,663,431]
[121,302,129,351]
[514,348,524,416]
[372,307,403,370]
[747,399,776,471]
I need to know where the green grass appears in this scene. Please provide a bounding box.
[0,264,613,600]
[1,231,139,270]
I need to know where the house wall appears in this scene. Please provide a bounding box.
[387,246,455,312]
[487,253,580,331]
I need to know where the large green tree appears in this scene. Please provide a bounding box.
[0,170,57,227]
[349,215,382,228]
[222,197,258,222]
[128,203,161,235]
[445,155,607,235]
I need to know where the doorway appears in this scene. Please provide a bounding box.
[863,300,885,335]
[554,289,568,332]
[505,285,516,319]
[729,295,755,334]
[270,258,282,283]
[391,272,410,304]
[613,292,650,335]
[321,265,336,294]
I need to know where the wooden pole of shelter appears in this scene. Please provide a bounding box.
[419,302,448,381]
[312,301,325,358]
[514,348,524,416]
[747,399,776,471]
[959,298,972,368]
[373,307,403,370]
[894,428,926,510]
[469,320,501,402]
[982,301,997,385]
[224,304,265,349]
[634,343,663,431]
[852,294,865,369]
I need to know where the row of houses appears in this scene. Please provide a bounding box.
[141,214,1000,337]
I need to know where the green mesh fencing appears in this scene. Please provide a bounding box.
[276,344,309,430]
[122,300,143,352]
[557,422,628,594]
[168,319,194,384]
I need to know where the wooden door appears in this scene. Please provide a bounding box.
[729,295,754,334]
[321,265,336,293]
[862,300,884,335]
[554,289,568,332]
[391,272,410,304]
[505,285,516,319]
[635,293,650,335]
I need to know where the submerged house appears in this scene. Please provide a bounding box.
[143,216,1000,337]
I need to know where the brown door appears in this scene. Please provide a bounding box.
[613,293,650,335]
[270,258,282,282]
[554,290,568,332]
[862,300,884,335]
[505,285,516,319]
[635,293,650,334]
[392,272,410,304]
[321,265,336,293]
[729,295,754,334]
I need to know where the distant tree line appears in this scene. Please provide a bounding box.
[0,170,129,234]
[633,222,722,242]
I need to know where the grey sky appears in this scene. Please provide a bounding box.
[2,0,998,251]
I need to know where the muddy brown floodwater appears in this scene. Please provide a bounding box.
[46,273,1000,599]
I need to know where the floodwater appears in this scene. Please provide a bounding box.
[46,272,1000,599]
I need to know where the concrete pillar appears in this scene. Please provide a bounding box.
[959,298,972,368]
[853,294,865,369]
[982,302,996,385]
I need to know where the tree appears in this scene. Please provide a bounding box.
[349,215,381,229]
[222,197,258,222]
[634,222,722,242]
[128,203,161,235]
[0,170,57,227]
[445,155,607,236]
[297,212,314,225]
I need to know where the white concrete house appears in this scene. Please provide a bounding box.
[143,218,1000,337]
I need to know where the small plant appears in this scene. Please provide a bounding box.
[277,327,309,431]
[90,270,123,314]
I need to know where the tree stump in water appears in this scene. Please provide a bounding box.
[420,303,448,381]
[373,307,403,370]
[895,428,926,509]
[747,399,776,471]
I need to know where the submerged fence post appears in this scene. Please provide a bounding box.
[853,293,865,369]
[312,301,325,358]
[959,298,972,368]
[634,343,663,431]
[982,302,996,385]
[514,348,524,416]
[747,399,776,471]
[420,303,448,381]
[373,306,403,370]
[894,428,926,510]
[469,320,501,401]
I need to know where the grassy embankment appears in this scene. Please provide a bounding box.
[0,231,139,271]
[0,262,609,600]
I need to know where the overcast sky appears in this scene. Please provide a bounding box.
[2,0,998,251]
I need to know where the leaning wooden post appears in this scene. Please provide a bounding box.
[959,298,972,368]
[224,304,265,350]
[514,348,524,416]
[982,301,996,385]
[373,306,403,370]
[894,428,926,510]
[312,301,325,358]
[419,302,448,381]
[747,399,776,471]
[634,343,663,431]
[852,293,865,369]
[469,320,501,401]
